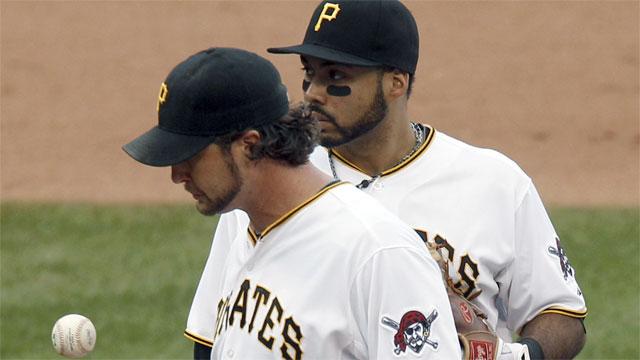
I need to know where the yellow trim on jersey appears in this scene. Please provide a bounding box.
[184,330,213,347]
[247,226,259,246]
[258,181,347,239]
[539,306,588,318]
[329,124,436,177]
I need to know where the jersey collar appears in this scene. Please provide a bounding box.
[247,180,347,245]
[329,124,436,177]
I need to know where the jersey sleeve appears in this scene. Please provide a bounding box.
[184,210,248,347]
[348,246,461,359]
[506,182,587,332]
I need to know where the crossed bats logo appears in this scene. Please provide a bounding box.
[547,237,574,281]
[547,237,583,296]
[381,309,439,355]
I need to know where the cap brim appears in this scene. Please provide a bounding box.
[122,126,216,167]
[267,44,380,67]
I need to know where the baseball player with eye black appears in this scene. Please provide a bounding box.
[186,1,587,359]
[124,47,461,359]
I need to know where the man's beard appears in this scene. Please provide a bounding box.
[312,78,388,148]
[197,154,242,216]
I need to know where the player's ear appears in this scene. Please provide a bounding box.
[233,130,261,160]
[388,70,409,99]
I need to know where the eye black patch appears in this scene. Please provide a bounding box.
[327,85,351,97]
[302,80,310,92]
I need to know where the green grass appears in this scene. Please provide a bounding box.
[549,208,639,360]
[1,204,638,359]
[1,203,217,359]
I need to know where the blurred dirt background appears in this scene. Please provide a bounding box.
[1,0,638,206]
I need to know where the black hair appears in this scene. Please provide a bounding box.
[214,106,319,166]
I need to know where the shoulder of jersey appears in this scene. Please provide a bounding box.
[436,130,531,181]
[326,182,386,212]
[324,184,418,242]
[309,145,331,173]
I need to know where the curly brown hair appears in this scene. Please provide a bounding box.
[214,104,319,166]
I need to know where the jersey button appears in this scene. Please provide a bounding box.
[373,181,384,190]
[246,262,254,271]
[226,349,234,358]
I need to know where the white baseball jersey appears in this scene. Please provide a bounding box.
[185,181,461,359]
[309,126,587,340]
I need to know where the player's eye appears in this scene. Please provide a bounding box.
[301,66,314,77]
[328,69,345,81]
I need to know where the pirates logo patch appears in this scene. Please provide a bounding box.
[381,309,439,355]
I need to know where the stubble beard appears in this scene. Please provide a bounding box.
[196,154,243,216]
[317,79,388,148]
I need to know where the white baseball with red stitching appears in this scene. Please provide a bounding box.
[51,314,96,358]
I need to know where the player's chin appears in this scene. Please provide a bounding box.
[319,132,349,148]
[195,200,218,216]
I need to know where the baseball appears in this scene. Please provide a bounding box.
[51,314,96,358]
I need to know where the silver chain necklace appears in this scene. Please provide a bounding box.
[328,123,425,189]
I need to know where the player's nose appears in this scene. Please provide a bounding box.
[171,163,190,184]
[303,80,327,105]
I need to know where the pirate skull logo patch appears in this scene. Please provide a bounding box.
[381,309,439,355]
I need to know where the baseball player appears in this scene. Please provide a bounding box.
[186,1,587,359]
[124,47,461,359]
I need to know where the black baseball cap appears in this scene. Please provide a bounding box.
[268,0,419,74]
[123,48,289,167]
